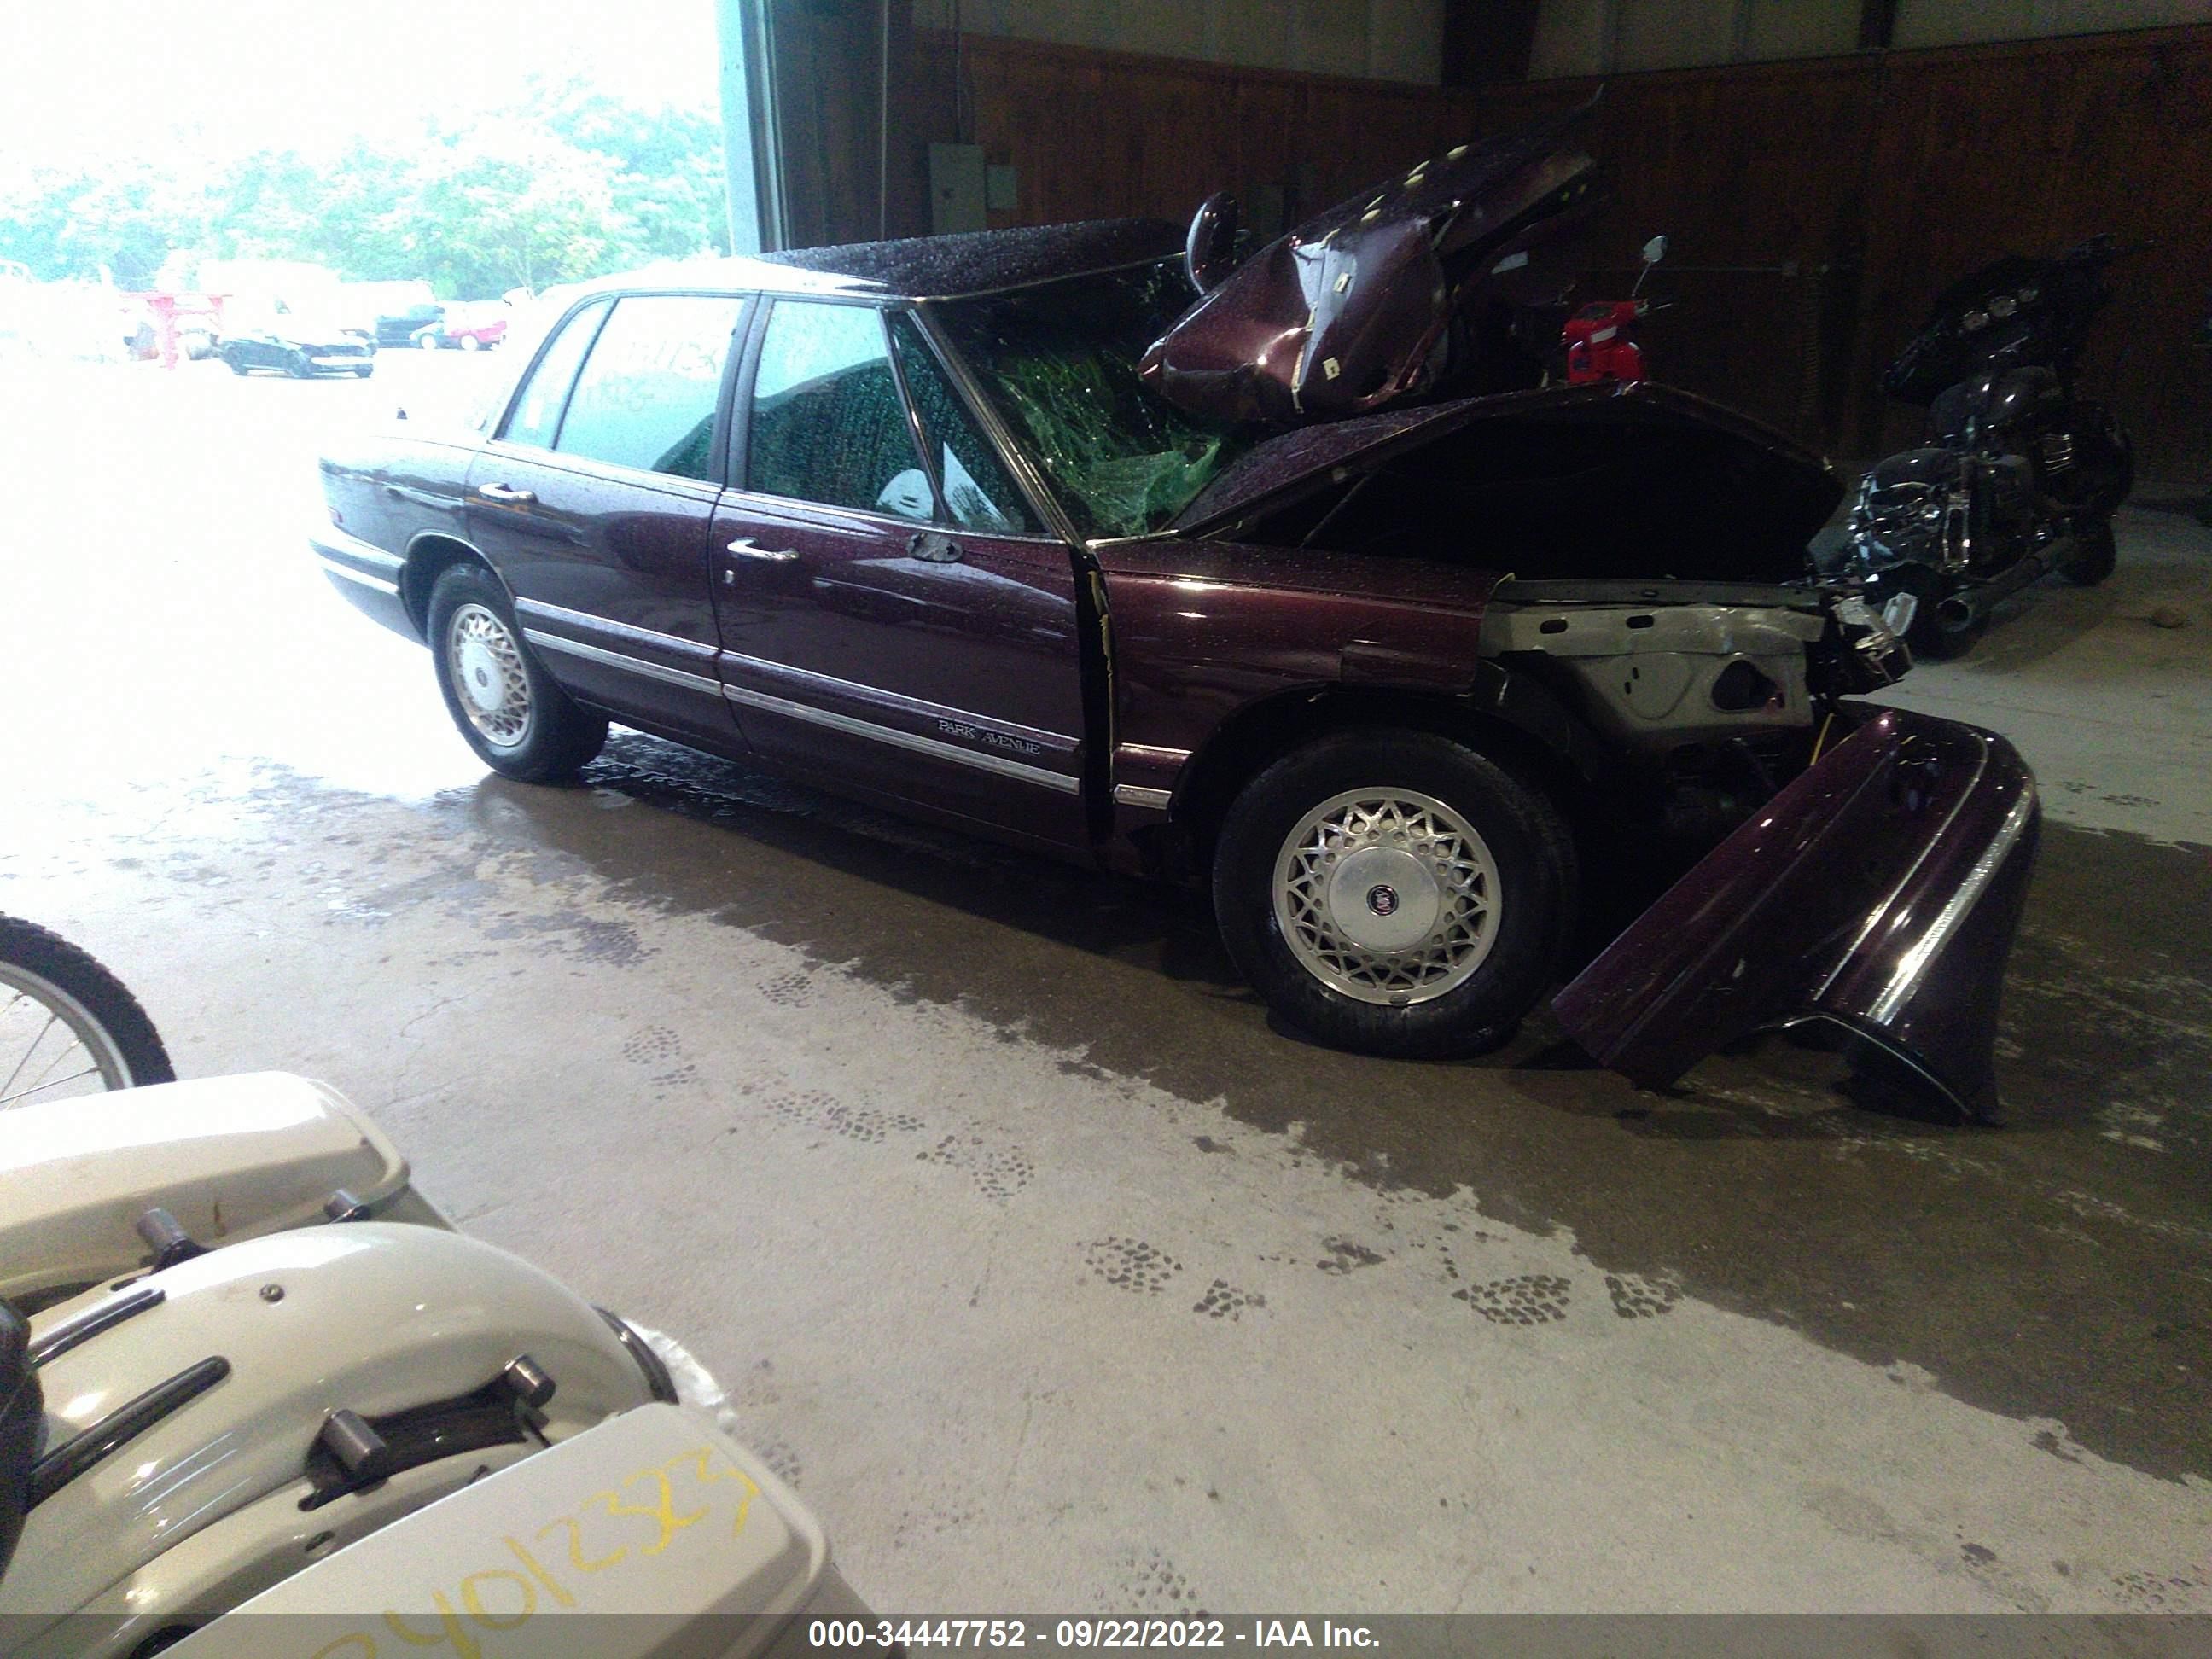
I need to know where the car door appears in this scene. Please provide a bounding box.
[709,298,1090,847]
[228,311,276,370]
[464,292,748,754]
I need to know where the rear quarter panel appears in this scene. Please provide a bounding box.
[315,428,486,637]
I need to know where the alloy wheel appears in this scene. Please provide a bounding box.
[446,603,533,748]
[1272,789,1502,1005]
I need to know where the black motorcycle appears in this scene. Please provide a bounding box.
[1837,235,2145,657]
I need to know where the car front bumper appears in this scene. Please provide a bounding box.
[1555,705,2039,1121]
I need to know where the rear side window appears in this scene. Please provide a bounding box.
[746,300,932,521]
[553,294,747,481]
[888,312,1036,534]
[500,300,608,450]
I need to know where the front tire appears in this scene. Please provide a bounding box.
[1212,730,1577,1058]
[428,563,608,783]
[0,916,175,1105]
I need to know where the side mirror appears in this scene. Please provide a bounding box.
[1641,234,1668,267]
[1185,190,1242,294]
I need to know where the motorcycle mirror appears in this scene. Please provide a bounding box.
[1641,234,1668,266]
[1185,191,1242,294]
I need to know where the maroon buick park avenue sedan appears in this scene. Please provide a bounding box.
[312,123,2038,1121]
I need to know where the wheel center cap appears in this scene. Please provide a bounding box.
[1325,847,1441,952]
[457,639,506,713]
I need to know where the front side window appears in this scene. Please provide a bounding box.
[500,300,608,450]
[747,300,933,521]
[888,312,1036,535]
[553,294,746,481]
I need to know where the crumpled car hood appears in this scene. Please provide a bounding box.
[1139,102,1603,426]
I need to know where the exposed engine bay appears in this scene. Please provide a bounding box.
[1176,381,1847,588]
[1481,583,1829,754]
[1478,578,1912,852]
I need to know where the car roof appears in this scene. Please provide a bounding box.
[582,218,1184,304]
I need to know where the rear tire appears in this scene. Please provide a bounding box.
[428,563,608,783]
[1212,730,1577,1058]
[2045,401,2133,517]
[2061,517,2116,586]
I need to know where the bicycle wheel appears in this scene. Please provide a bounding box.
[0,916,174,1106]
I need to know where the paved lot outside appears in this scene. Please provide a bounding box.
[1,353,2208,1615]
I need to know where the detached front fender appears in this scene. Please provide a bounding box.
[1554,707,2038,1120]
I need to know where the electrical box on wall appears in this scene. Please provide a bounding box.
[929,143,987,235]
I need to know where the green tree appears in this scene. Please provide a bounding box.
[533,82,730,261]
[0,171,80,280]
[0,162,210,287]
[405,119,629,296]
[0,90,731,295]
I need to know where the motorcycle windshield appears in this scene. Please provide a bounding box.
[1883,244,2113,404]
[1553,707,2038,1120]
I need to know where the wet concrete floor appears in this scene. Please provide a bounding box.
[1,355,2208,1614]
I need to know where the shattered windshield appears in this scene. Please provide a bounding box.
[928,262,1253,538]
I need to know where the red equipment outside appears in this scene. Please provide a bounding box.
[1563,300,1649,386]
[131,291,227,368]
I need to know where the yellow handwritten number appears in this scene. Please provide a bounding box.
[593,1464,708,1557]
[538,1513,628,1575]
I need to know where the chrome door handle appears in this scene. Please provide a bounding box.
[726,538,799,563]
[477,482,535,504]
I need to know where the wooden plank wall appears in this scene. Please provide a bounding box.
[912,31,1488,234]
[770,0,934,252]
[1849,30,2212,469]
[1472,26,2212,473]
[783,20,2212,477]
